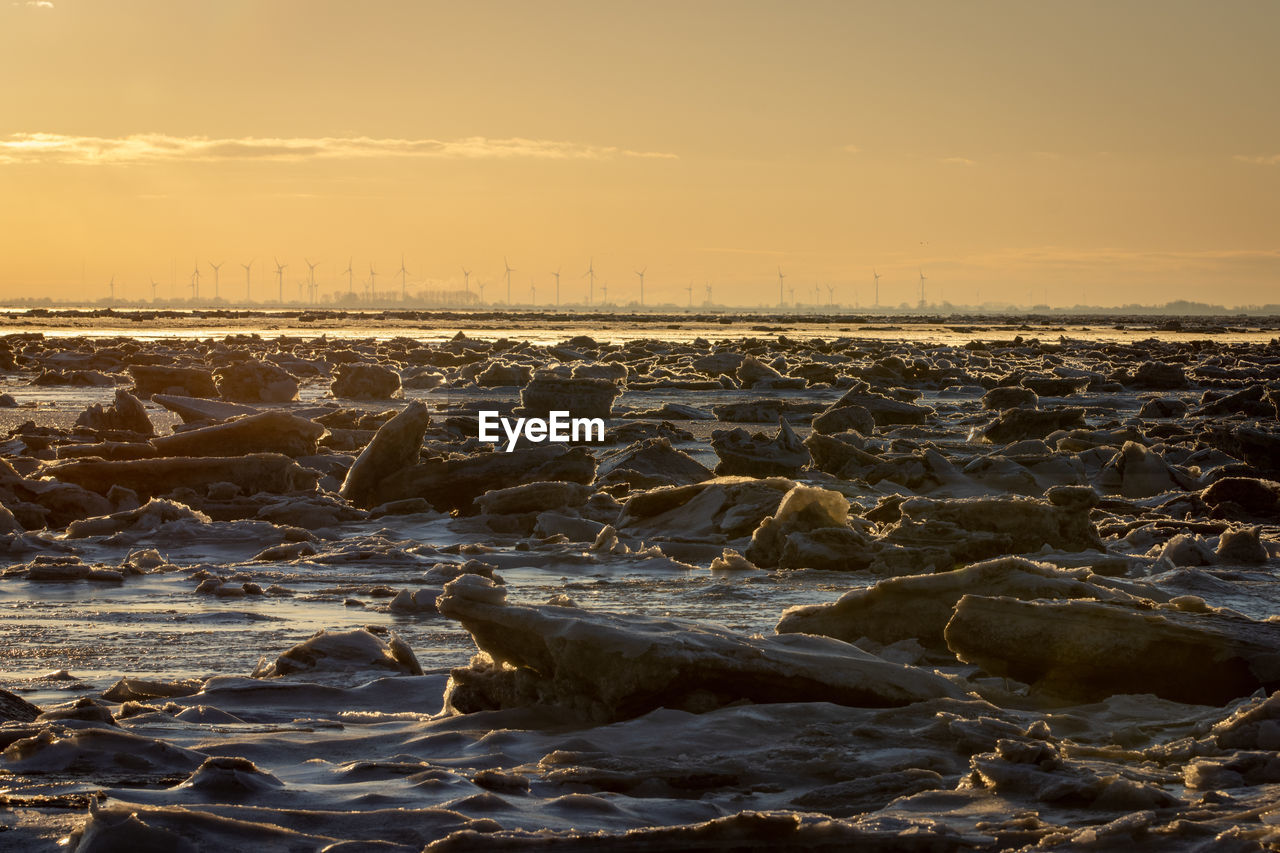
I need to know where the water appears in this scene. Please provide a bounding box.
[2,311,1275,345]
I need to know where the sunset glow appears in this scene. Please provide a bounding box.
[2,1,1277,306]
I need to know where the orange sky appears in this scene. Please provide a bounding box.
[1,1,1277,307]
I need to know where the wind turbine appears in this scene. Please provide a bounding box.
[704,282,712,305]
[368,263,377,302]
[685,283,693,307]
[635,267,646,306]
[305,259,319,303]
[529,277,536,306]
[550,268,560,306]
[462,267,471,299]
[241,260,253,302]
[209,262,223,299]
[583,258,595,306]
[108,274,116,302]
[788,285,795,306]
[813,283,820,305]
[601,280,608,303]
[398,254,409,301]
[274,258,287,303]
[873,269,881,308]
[190,262,201,299]
[503,257,514,304]
[918,268,927,310]
[476,278,486,304]
[777,267,786,307]
[826,284,835,306]
[343,257,354,297]
[150,278,159,301]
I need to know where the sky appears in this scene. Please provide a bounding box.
[1,0,1277,308]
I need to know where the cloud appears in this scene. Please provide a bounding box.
[842,145,861,155]
[1235,154,1280,166]
[20,1,54,7]
[939,156,976,166]
[0,133,679,165]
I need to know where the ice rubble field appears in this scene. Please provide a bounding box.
[0,317,1278,850]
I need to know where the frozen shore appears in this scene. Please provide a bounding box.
[1,316,1278,850]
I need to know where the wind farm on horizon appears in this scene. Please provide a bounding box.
[18,254,1252,314]
[40,253,992,313]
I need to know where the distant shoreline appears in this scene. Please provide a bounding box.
[0,308,1273,345]
[0,306,1276,325]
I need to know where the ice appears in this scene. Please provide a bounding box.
[712,398,825,423]
[1138,396,1188,418]
[3,321,1280,849]
[330,361,403,399]
[474,481,594,515]
[803,430,879,479]
[743,484,862,570]
[149,411,325,458]
[879,487,1104,565]
[982,386,1038,410]
[420,809,985,851]
[1132,360,1189,389]
[45,453,320,501]
[594,438,712,490]
[617,476,793,540]
[1112,440,1197,498]
[710,418,811,477]
[438,575,968,723]
[3,727,205,774]
[0,686,41,722]
[102,678,204,703]
[129,364,219,399]
[251,627,425,680]
[23,556,124,582]
[517,374,620,419]
[827,389,933,425]
[945,595,1280,703]
[965,738,1182,810]
[810,403,874,436]
[1202,422,1280,473]
[1216,526,1270,563]
[0,457,114,528]
[74,389,154,435]
[151,393,257,424]
[475,360,533,387]
[777,556,1155,652]
[65,497,211,537]
[347,413,596,511]
[254,493,367,529]
[1200,476,1280,521]
[212,359,300,402]
[981,407,1086,443]
[338,399,431,507]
